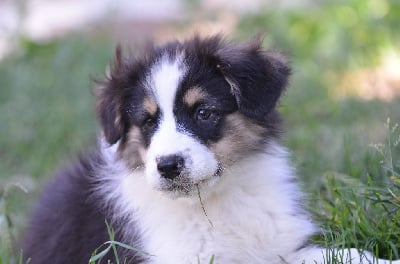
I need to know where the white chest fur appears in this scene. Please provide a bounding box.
[101,143,316,264]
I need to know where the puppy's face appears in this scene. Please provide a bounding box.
[96,36,289,197]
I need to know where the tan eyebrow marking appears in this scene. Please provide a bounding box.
[183,87,206,107]
[143,97,158,115]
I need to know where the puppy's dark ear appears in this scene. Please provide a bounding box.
[217,38,290,121]
[95,45,125,144]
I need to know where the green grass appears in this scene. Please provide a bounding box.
[0,36,112,263]
[1,0,400,262]
[238,0,400,259]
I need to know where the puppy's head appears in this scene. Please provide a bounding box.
[96,35,290,197]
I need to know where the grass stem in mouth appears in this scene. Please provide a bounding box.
[196,184,214,228]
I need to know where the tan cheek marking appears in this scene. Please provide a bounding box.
[211,113,266,165]
[138,146,147,164]
[127,126,142,143]
[183,87,206,107]
[143,97,158,116]
[119,126,146,168]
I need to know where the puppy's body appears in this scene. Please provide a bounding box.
[97,141,314,263]
[22,36,399,264]
[21,152,143,263]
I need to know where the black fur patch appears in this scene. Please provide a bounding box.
[21,151,145,263]
[96,35,289,149]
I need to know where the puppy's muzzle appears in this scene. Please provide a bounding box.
[156,154,185,180]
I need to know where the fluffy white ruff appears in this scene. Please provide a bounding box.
[100,141,311,263]
[98,139,400,264]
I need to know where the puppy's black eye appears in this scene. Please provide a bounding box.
[196,108,212,121]
[143,117,156,128]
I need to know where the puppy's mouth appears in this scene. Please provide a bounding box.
[157,166,223,197]
[160,179,197,196]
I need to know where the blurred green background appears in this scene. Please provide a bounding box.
[1,0,400,262]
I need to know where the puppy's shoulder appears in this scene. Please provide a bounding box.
[21,150,111,263]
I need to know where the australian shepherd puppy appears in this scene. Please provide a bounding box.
[22,35,399,264]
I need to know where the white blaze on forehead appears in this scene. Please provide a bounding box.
[144,53,219,192]
[149,54,186,121]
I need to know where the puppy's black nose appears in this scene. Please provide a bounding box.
[157,155,185,180]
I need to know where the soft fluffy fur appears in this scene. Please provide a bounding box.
[22,36,399,264]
